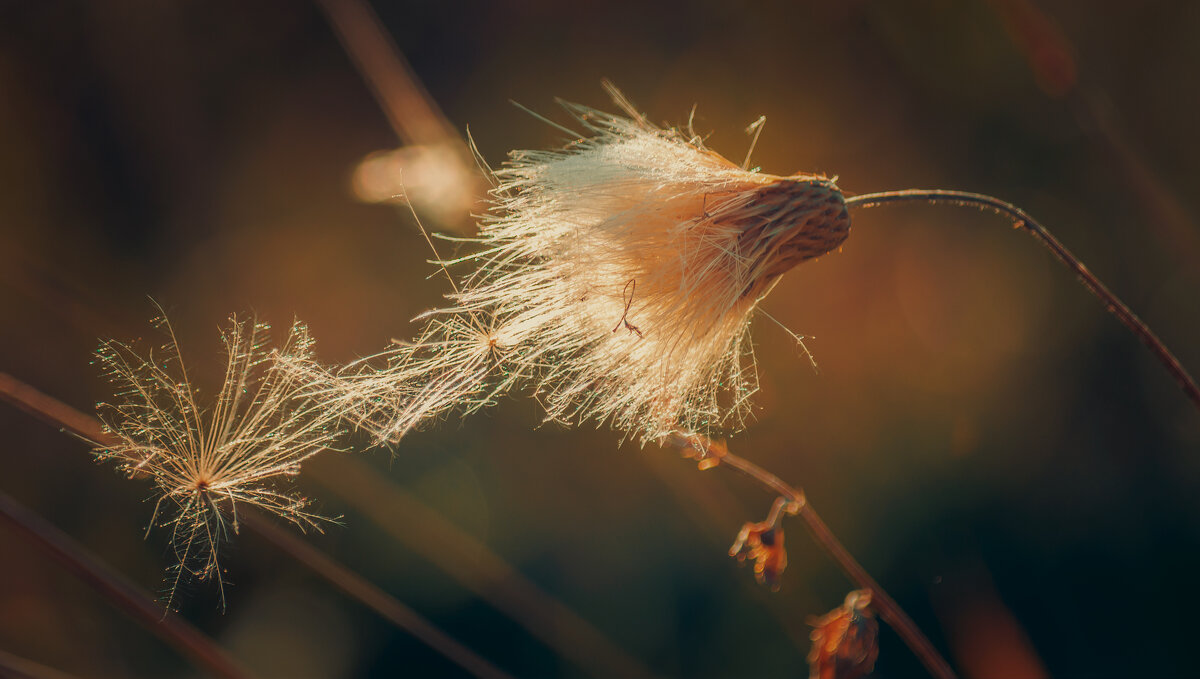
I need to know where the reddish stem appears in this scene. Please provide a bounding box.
[0,490,250,679]
[680,436,957,679]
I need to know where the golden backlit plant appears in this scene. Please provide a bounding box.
[92,310,342,609]
[304,82,1199,451]
[4,76,1193,677]
[290,84,1199,678]
[306,83,852,445]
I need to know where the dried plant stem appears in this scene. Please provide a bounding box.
[846,189,1200,413]
[692,442,957,679]
[240,511,514,679]
[0,490,250,679]
[0,373,508,679]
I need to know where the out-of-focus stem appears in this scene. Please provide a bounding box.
[0,648,82,679]
[986,0,1200,263]
[313,0,459,147]
[312,0,484,232]
[0,373,513,679]
[0,490,250,679]
[846,189,1200,414]
[241,511,515,679]
[0,373,108,443]
[309,455,659,679]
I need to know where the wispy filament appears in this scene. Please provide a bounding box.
[94,312,342,609]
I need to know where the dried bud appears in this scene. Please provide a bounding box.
[729,517,788,589]
[807,590,879,679]
[729,177,849,296]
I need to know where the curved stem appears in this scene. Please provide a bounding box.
[679,436,957,679]
[845,189,1200,414]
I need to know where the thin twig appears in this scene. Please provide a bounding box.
[678,436,957,679]
[240,511,515,679]
[312,0,483,231]
[0,374,514,679]
[0,490,250,679]
[846,189,1200,413]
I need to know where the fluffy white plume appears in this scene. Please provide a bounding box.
[313,85,851,444]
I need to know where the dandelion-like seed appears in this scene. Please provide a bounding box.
[93,312,341,609]
[326,83,850,444]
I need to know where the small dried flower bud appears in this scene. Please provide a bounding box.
[729,517,788,589]
[729,177,850,298]
[807,590,879,679]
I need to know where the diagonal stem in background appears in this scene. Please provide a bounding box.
[312,0,486,231]
[0,647,83,679]
[0,489,250,679]
[0,277,653,677]
[313,0,460,148]
[240,510,515,679]
[0,374,514,679]
[987,0,1200,264]
[846,189,1200,413]
[308,455,658,679]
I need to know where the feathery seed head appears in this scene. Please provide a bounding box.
[451,90,849,441]
[94,312,342,609]
[317,85,851,445]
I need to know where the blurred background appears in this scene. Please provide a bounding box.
[2,1,1199,677]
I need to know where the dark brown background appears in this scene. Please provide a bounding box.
[2,1,1198,677]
